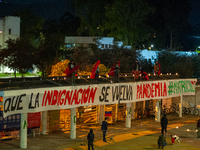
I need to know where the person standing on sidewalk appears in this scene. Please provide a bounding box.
[161,114,168,135]
[197,119,200,138]
[87,129,94,150]
[101,118,108,142]
[114,61,120,83]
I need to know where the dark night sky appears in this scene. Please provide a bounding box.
[0,0,74,21]
[1,0,200,26]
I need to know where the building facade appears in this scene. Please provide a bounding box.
[0,16,20,73]
[65,36,123,50]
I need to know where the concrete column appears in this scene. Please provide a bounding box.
[99,105,105,125]
[42,111,48,135]
[143,101,146,110]
[125,103,131,128]
[70,107,76,139]
[115,104,118,122]
[131,102,135,120]
[179,95,182,117]
[20,113,27,149]
[155,99,161,122]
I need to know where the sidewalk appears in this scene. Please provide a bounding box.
[0,114,200,150]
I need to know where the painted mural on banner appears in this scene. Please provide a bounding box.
[2,79,196,117]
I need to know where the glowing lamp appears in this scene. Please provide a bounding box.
[125,74,127,76]
[154,73,155,75]
[169,73,171,75]
[64,77,66,80]
[160,73,162,75]
[176,73,178,75]
[78,76,80,79]
[176,126,179,129]
[187,129,190,131]
[167,73,168,75]
[148,74,150,76]
[52,78,55,80]
[133,75,134,76]
[196,129,198,132]
[87,76,89,78]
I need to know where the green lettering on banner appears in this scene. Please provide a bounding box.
[23,120,27,129]
[168,81,195,95]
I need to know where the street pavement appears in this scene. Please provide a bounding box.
[0,114,200,150]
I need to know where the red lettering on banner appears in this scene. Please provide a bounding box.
[137,85,142,99]
[151,83,154,98]
[71,89,77,105]
[88,87,97,103]
[59,90,66,105]
[77,89,83,105]
[81,89,86,104]
[44,91,53,106]
[42,91,46,106]
[51,90,58,105]
[155,83,160,97]
[143,84,147,98]
[147,84,151,98]
[84,87,90,103]
[163,82,167,96]
[64,90,73,105]
[136,82,168,99]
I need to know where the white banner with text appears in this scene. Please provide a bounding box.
[1,79,197,117]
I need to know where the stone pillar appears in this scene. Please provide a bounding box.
[131,102,135,120]
[99,105,104,125]
[20,113,27,149]
[155,99,161,122]
[70,107,76,139]
[179,95,182,117]
[42,111,48,135]
[125,103,131,128]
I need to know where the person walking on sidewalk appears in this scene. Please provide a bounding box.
[87,129,94,150]
[197,119,200,138]
[161,114,168,135]
[101,118,108,142]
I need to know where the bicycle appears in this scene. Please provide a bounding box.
[119,110,126,120]
[185,106,199,116]
[161,104,170,115]
[137,107,146,118]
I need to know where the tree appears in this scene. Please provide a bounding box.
[147,0,191,50]
[0,38,34,77]
[34,32,64,77]
[59,11,80,36]
[74,0,114,36]
[103,0,154,49]
[14,9,45,41]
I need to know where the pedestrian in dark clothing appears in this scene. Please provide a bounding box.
[87,129,94,150]
[101,118,108,142]
[114,61,120,83]
[161,114,168,135]
[197,119,200,138]
[133,60,141,81]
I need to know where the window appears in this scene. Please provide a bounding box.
[109,44,112,48]
[9,29,11,34]
[101,44,104,48]
[105,44,108,49]
[66,44,71,48]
